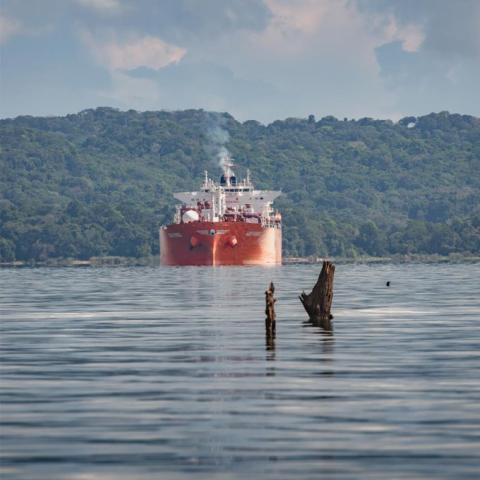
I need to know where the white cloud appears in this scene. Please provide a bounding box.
[264,0,329,36]
[382,15,425,53]
[192,0,422,120]
[399,24,425,53]
[0,12,21,44]
[75,0,122,12]
[253,0,424,59]
[253,0,343,57]
[82,32,187,71]
[80,31,186,111]
[3,0,474,121]
[221,0,384,76]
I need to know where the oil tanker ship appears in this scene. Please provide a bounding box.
[160,162,282,266]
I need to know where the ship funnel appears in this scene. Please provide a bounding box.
[220,155,236,186]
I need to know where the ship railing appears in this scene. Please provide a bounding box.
[261,217,281,229]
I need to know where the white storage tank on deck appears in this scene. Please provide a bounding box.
[182,210,199,223]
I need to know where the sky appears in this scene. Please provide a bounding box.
[0,0,479,123]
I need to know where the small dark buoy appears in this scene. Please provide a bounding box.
[386,281,390,287]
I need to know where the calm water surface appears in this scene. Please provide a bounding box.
[1,263,479,479]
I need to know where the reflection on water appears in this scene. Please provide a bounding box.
[1,263,480,480]
[303,316,335,362]
[265,332,276,353]
[319,329,334,360]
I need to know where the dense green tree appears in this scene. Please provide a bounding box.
[0,108,479,261]
[355,221,386,256]
[0,237,15,261]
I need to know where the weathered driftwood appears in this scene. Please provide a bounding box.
[299,261,335,329]
[265,281,276,337]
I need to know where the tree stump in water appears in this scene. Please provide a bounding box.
[299,261,335,329]
[265,282,276,337]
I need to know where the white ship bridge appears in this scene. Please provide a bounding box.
[172,164,282,228]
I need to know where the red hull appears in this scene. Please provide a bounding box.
[160,222,282,266]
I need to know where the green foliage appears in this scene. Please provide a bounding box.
[0,108,479,261]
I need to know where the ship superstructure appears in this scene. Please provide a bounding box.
[160,162,282,265]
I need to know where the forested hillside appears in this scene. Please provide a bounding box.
[1,108,479,261]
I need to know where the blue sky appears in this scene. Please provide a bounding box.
[1,0,479,123]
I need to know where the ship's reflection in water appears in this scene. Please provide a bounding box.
[1,263,479,480]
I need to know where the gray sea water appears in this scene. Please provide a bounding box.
[0,263,479,480]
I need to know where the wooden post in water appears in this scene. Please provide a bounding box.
[265,282,276,337]
[299,261,335,329]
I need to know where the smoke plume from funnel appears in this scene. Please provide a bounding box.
[217,145,230,173]
[205,113,233,175]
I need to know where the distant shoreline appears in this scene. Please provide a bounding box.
[1,254,479,268]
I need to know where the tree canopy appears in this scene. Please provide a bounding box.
[1,108,479,261]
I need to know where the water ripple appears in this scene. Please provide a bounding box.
[1,264,480,479]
